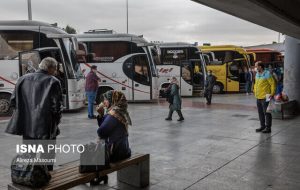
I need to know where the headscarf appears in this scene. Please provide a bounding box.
[102,90,132,131]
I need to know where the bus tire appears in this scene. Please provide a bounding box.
[95,86,114,104]
[0,93,13,117]
[213,82,224,94]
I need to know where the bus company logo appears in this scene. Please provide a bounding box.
[159,68,174,74]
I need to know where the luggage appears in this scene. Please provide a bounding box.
[79,141,110,173]
[165,85,174,104]
[11,153,51,188]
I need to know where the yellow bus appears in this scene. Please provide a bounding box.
[199,45,251,93]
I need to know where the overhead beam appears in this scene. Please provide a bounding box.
[191,0,300,39]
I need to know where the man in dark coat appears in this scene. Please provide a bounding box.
[165,77,184,121]
[204,70,216,105]
[6,57,63,171]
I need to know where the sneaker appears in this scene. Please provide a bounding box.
[256,127,265,132]
[165,118,172,121]
[262,128,271,133]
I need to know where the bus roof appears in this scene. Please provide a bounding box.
[157,42,198,48]
[199,45,247,53]
[75,33,150,45]
[201,45,242,48]
[0,20,68,35]
[246,48,281,53]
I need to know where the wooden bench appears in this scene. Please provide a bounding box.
[8,153,150,190]
[273,100,298,120]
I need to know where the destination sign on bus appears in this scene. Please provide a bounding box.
[167,50,184,54]
[98,57,114,62]
[167,49,184,59]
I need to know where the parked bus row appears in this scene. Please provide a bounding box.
[200,45,284,94]
[0,21,164,117]
[0,20,284,116]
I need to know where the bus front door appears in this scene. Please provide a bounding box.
[19,51,41,76]
[19,48,68,108]
[226,61,240,92]
[180,61,193,96]
[131,54,151,101]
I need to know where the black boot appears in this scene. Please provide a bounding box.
[262,127,271,133]
[177,110,184,121]
[165,110,173,120]
[90,175,108,186]
[255,127,265,132]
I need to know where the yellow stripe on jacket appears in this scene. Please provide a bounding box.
[253,70,276,99]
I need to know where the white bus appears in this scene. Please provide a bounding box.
[0,20,85,116]
[155,43,207,97]
[75,31,159,102]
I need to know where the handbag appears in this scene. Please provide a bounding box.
[203,89,208,98]
[11,153,51,188]
[79,141,110,173]
[266,99,275,113]
[165,85,174,104]
[167,94,174,104]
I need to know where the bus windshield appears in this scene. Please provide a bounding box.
[149,46,159,77]
[160,47,200,65]
[69,39,84,79]
[62,38,84,79]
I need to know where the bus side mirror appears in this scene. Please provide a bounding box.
[76,50,87,63]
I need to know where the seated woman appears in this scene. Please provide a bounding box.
[90,90,132,185]
[97,90,132,162]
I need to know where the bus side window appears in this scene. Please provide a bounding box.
[181,64,192,83]
[123,54,150,86]
[133,55,149,84]
[0,31,34,60]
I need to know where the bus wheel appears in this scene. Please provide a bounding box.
[0,93,13,117]
[213,82,224,94]
[95,87,114,104]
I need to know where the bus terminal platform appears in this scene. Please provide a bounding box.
[0,94,300,190]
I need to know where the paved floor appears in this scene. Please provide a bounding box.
[0,94,300,190]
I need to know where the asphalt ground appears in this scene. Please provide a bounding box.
[1,94,300,190]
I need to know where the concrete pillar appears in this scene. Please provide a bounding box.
[284,36,300,110]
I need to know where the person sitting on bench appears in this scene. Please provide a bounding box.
[94,90,132,184]
[97,90,132,161]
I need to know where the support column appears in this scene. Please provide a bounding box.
[284,36,300,110]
